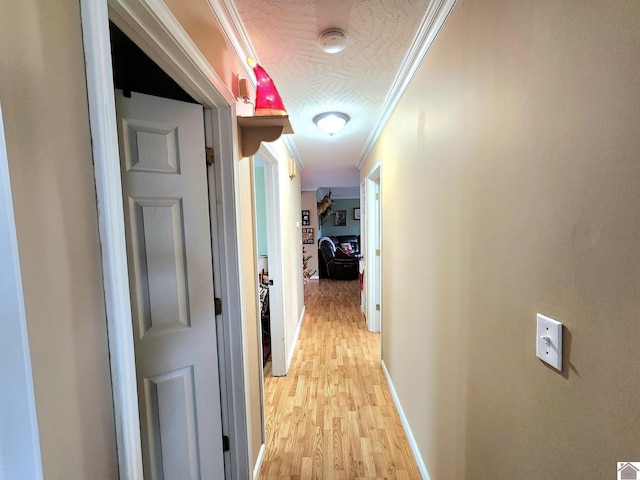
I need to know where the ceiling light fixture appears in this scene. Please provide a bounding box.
[313,112,350,135]
[319,28,347,54]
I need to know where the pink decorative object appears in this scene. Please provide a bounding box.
[248,58,287,116]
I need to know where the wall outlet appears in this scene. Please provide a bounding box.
[536,313,563,371]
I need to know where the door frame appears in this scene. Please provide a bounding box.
[255,145,287,376]
[80,1,249,478]
[364,162,382,333]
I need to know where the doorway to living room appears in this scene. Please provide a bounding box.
[253,150,287,377]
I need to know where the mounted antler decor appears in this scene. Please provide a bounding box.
[317,190,334,216]
[319,209,335,225]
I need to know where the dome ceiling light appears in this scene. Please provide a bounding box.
[313,112,350,135]
[319,28,347,54]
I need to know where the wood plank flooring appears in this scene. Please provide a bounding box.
[260,279,421,479]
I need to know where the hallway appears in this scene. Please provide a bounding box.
[261,279,421,479]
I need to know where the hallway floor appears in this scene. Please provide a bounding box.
[261,279,421,479]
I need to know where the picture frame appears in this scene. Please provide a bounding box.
[334,210,347,227]
[302,227,314,244]
[353,207,361,220]
[301,209,310,226]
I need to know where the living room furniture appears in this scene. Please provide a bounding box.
[318,236,359,280]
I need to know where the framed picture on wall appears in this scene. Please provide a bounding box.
[301,209,310,226]
[334,210,347,227]
[353,207,360,220]
[302,227,314,244]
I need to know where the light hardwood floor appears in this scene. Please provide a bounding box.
[261,279,421,479]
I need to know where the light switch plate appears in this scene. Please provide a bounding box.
[536,313,563,371]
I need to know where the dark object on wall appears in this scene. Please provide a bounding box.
[302,227,314,244]
[302,209,310,226]
[334,210,347,226]
[110,22,196,104]
[318,237,359,280]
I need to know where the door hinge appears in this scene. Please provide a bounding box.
[376,249,380,256]
[376,304,381,311]
[375,193,380,200]
[222,435,230,452]
[205,146,214,166]
[214,297,222,316]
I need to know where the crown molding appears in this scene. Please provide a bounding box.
[284,136,304,170]
[206,0,257,83]
[355,0,458,169]
[209,0,303,166]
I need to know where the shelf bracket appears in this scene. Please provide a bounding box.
[237,115,294,157]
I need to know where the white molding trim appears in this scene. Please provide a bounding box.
[381,361,432,480]
[286,305,306,371]
[108,0,235,107]
[80,2,144,479]
[356,0,458,169]
[0,101,44,480]
[206,107,251,480]
[207,0,258,78]
[310,275,320,280]
[284,136,304,169]
[253,443,267,480]
[365,159,382,181]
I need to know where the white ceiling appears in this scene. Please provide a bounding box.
[230,0,437,192]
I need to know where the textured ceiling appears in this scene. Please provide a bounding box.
[232,0,433,191]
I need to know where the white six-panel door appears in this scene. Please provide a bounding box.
[115,91,224,479]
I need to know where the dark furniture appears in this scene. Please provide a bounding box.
[318,236,360,280]
[259,281,270,365]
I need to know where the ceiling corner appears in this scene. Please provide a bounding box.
[205,0,258,82]
[355,0,458,169]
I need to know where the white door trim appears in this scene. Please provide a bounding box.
[258,144,288,376]
[0,100,44,480]
[80,3,143,477]
[360,178,366,315]
[205,107,252,479]
[365,162,382,333]
[80,1,247,478]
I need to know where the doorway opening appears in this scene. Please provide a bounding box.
[364,164,382,333]
[111,22,226,478]
[254,157,271,367]
[253,149,287,377]
[81,5,250,477]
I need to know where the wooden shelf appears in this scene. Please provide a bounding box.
[237,115,294,157]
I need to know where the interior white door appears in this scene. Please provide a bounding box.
[115,90,224,480]
[374,180,381,331]
[365,171,382,333]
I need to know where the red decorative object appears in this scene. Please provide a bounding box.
[248,58,287,116]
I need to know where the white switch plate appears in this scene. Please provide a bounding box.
[536,313,563,371]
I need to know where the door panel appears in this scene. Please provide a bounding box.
[115,90,224,480]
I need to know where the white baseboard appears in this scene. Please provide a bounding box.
[286,305,305,371]
[381,360,432,480]
[253,442,266,479]
[310,275,319,280]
